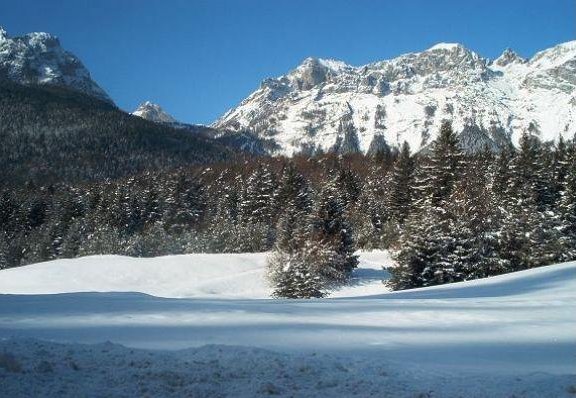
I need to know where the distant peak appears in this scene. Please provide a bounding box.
[298,57,350,72]
[132,101,177,124]
[0,26,113,104]
[494,48,526,66]
[427,42,464,52]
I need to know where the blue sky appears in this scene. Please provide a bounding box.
[1,0,574,124]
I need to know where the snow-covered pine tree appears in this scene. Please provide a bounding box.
[390,121,465,289]
[239,164,278,225]
[201,172,241,252]
[423,120,464,208]
[268,165,322,298]
[388,141,415,223]
[274,162,312,216]
[334,166,362,209]
[268,203,326,298]
[162,171,205,234]
[557,144,576,260]
[387,206,450,289]
[352,167,386,249]
[308,181,359,281]
[509,133,549,210]
[238,164,278,251]
[499,134,568,270]
[550,136,570,208]
[492,146,515,203]
[445,159,510,280]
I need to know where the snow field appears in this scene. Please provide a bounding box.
[0,252,574,397]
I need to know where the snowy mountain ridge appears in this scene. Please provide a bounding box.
[0,27,112,104]
[213,41,576,155]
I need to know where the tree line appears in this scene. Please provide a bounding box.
[1,121,575,298]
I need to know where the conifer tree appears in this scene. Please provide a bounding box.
[445,161,509,279]
[308,182,358,280]
[423,121,464,208]
[268,167,319,298]
[390,122,464,289]
[388,141,415,223]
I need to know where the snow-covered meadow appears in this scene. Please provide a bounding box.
[0,251,575,397]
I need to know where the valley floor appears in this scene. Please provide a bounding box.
[0,252,575,397]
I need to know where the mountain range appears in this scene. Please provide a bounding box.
[214,41,576,154]
[1,26,575,156]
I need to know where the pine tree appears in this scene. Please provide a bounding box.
[390,122,465,289]
[239,164,278,225]
[308,182,358,280]
[274,162,312,216]
[492,146,515,203]
[445,161,510,280]
[550,136,570,207]
[268,165,319,298]
[238,164,278,250]
[334,166,361,209]
[163,171,205,234]
[388,141,415,223]
[558,146,576,260]
[423,121,464,208]
[388,208,448,289]
[353,167,390,249]
[268,203,325,298]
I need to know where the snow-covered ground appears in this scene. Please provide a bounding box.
[0,250,392,298]
[0,252,575,397]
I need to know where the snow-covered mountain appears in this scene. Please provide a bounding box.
[214,41,576,155]
[0,27,112,104]
[132,101,177,123]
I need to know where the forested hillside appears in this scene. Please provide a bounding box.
[0,81,235,187]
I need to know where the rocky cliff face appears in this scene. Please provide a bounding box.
[213,41,576,155]
[0,27,112,104]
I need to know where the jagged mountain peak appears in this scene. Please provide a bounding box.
[297,57,352,72]
[426,42,465,52]
[132,101,177,123]
[0,27,112,104]
[214,41,576,156]
[494,48,527,67]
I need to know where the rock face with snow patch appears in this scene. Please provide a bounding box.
[0,27,112,104]
[132,101,177,123]
[213,41,576,155]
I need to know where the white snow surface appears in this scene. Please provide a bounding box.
[0,251,392,299]
[0,252,575,397]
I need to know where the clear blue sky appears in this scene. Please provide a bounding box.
[1,0,574,124]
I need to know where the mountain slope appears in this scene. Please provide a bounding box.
[0,27,112,104]
[214,41,576,155]
[0,81,234,186]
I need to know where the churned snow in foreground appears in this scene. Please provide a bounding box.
[0,252,575,397]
